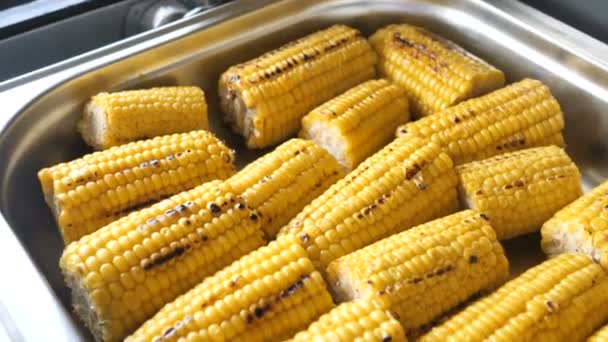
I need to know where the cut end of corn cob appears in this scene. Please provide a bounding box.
[37,130,235,244]
[588,324,608,342]
[457,146,582,240]
[219,24,377,148]
[227,138,344,239]
[79,86,208,150]
[395,79,566,165]
[299,79,410,170]
[541,179,608,268]
[60,180,265,342]
[279,134,459,272]
[421,253,608,342]
[127,235,335,342]
[370,24,505,118]
[327,210,509,332]
[289,298,407,342]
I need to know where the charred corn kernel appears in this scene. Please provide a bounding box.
[60,180,265,342]
[219,24,377,148]
[457,146,582,240]
[541,179,608,268]
[327,210,509,333]
[227,139,344,238]
[395,79,565,165]
[300,79,410,170]
[38,130,235,244]
[127,235,334,342]
[370,24,505,118]
[289,298,406,342]
[420,253,608,342]
[279,134,459,271]
[79,86,208,149]
[589,324,608,342]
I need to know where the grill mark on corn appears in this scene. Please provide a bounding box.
[392,32,449,72]
[242,30,363,85]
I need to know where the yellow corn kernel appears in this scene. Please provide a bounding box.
[60,180,265,342]
[299,79,410,170]
[38,130,235,243]
[588,324,608,342]
[327,210,509,333]
[127,235,334,342]
[219,24,377,148]
[279,134,459,272]
[370,24,505,118]
[289,298,406,342]
[457,146,582,239]
[395,79,565,165]
[541,179,608,268]
[79,86,208,149]
[420,253,608,342]
[227,139,344,238]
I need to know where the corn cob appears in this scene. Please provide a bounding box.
[541,179,608,268]
[588,324,608,342]
[395,79,565,165]
[227,138,344,238]
[370,24,505,118]
[219,24,377,148]
[79,86,208,149]
[420,253,608,342]
[299,79,410,170]
[127,235,334,342]
[60,180,265,342]
[327,210,509,333]
[289,298,406,342]
[279,134,459,271]
[457,146,582,240]
[38,130,235,244]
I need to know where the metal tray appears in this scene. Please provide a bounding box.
[1,0,608,340]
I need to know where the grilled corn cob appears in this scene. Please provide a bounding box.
[420,253,608,342]
[38,130,235,244]
[289,298,406,342]
[60,180,265,342]
[299,79,410,170]
[279,134,459,271]
[370,24,505,118]
[327,210,509,332]
[227,138,344,238]
[541,179,608,268]
[79,86,208,149]
[589,324,608,342]
[127,235,334,342]
[457,146,582,240]
[219,24,377,148]
[395,79,565,165]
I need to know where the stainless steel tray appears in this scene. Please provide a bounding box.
[1,0,608,340]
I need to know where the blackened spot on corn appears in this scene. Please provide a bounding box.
[185,201,194,207]
[476,190,484,195]
[382,336,392,342]
[427,273,435,278]
[378,198,385,204]
[453,117,461,123]
[139,162,149,168]
[413,277,422,283]
[175,204,187,212]
[163,327,176,338]
[514,180,525,187]
[436,269,445,276]
[150,159,160,167]
[166,154,174,161]
[496,145,503,151]
[176,152,183,158]
[229,75,240,83]
[405,164,422,180]
[249,213,258,221]
[254,307,264,318]
[505,184,513,190]
[246,314,254,324]
[184,219,191,226]
[165,209,177,217]
[201,235,208,242]
[357,213,364,219]
[300,234,310,243]
[209,203,221,214]
[364,208,371,215]
[145,246,186,271]
[236,202,246,210]
[294,150,300,156]
[302,52,311,61]
[545,300,558,313]
[469,255,478,264]
[230,276,241,287]
[480,213,490,221]
[366,280,374,285]
[147,218,159,226]
[400,129,407,134]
